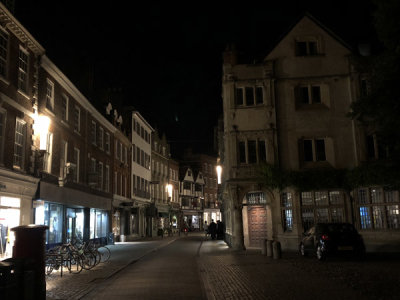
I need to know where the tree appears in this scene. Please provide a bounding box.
[349,0,400,163]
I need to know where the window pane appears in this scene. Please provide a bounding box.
[308,42,317,55]
[281,192,292,207]
[387,205,400,229]
[283,209,293,231]
[331,208,343,222]
[235,88,243,105]
[359,206,372,229]
[255,87,263,104]
[315,191,328,206]
[238,142,246,163]
[303,140,313,161]
[372,206,384,229]
[296,41,307,56]
[245,87,254,105]
[315,139,326,161]
[248,140,257,163]
[358,189,368,204]
[316,208,329,222]
[329,191,342,205]
[258,140,266,162]
[302,208,314,231]
[301,192,313,205]
[311,86,321,103]
[299,87,309,104]
[370,188,383,203]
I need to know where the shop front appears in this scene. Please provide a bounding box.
[33,181,111,248]
[0,170,38,260]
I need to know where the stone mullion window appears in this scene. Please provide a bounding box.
[357,188,400,230]
[300,191,345,231]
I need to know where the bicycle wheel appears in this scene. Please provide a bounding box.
[45,256,55,275]
[81,252,96,270]
[99,246,111,263]
[66,252,83,274]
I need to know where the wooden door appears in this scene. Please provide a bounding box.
[248,206,268,247]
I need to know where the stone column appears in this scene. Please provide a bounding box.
[230,185,245,250]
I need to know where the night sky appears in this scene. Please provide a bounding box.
[13,0,374,159]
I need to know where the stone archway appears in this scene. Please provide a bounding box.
[241,189,274,249]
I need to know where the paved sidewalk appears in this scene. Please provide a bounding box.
[198,239,400,300]
[46,236,177,300]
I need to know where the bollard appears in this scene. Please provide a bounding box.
[272,240,282,259]
[266,240,273,257]
[11,224,48,300]
[261,239,267,255]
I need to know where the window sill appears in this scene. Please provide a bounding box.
[295,103,330,111]
[0,76,10,86]
[44,107,56,117]
[17,89,30,100]
[60,120,70,128]
[300,161,332,169]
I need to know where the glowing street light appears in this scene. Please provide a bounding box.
[33,115,50,150]
[166,183,173,199]
[216,165,222,185]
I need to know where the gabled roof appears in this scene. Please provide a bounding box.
[263,11,354,60]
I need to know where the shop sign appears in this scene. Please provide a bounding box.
[33,200,45,208]
[246,191,267,205]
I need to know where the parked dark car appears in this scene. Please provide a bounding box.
[299,223,366,261]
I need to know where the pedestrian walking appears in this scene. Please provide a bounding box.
[204,221,209,240]
[209,219,217,240]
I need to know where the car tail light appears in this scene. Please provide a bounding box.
[321,234,330,240]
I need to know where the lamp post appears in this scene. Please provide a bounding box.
[33,114,50,176]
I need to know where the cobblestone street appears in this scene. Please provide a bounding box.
[45,235,400,300]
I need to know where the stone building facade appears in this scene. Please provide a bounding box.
[221,14,400,252]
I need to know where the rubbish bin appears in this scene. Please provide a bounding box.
[11,225,48,300]
[0,261,17,299]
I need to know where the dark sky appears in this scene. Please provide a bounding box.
[13,0,375,159]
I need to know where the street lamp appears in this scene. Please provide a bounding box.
[166,183,173,200]
[33,115,50,150]
[216,164,222,185]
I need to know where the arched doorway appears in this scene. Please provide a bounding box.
[242,190,270,248]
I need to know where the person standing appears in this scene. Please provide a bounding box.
[208,219,217,240]
[217,220,224,240]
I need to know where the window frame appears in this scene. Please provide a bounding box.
[13,118,26,169]
[18,46,29,94]
[0,27,9,79]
